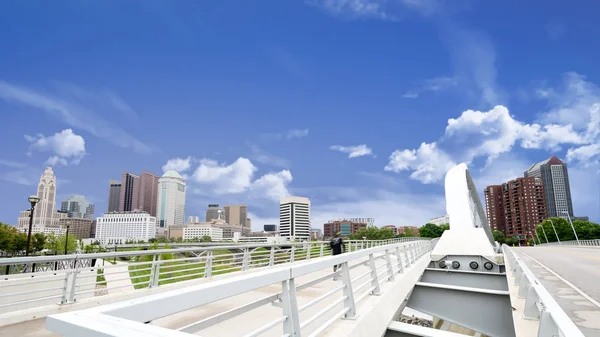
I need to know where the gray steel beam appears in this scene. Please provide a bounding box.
[386,321,474,337]
[407,282,516,337]
[421,268,508,291]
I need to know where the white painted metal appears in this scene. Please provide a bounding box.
[503,245,585,337]
[0,238,427,314]
[46,240,433,337]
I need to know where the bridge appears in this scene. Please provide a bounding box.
[0,164,598,337]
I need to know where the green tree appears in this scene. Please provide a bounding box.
[536,218,600,243]
[403,227,416,237]
[419,223,443,238]
[505,237,518,246]
[492,230,506,244]
[44,232,78,254]
[349,227,395,240]
[32,232,46,253]
[200,235,212,242]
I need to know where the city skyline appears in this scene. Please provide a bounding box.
[0,1,598,230]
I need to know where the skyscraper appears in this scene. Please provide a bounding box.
[156,171,186,235]
[484,177,547,241]
[279,196,311,239]
[224,204,248,228]
[60,195,95,219]
[138,171,159,216]
[34,167,57,226]
[206,204,223,222]
[524,156,574,218]
[107,180,121,212]
[119,172,140,212]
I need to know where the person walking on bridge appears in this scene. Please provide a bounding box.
[330,232,345,280]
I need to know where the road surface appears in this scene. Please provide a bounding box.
[514,246,600,337]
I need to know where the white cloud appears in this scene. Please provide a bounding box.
[162,157,193,173]
[260,128,309,141]
[0,160,27,168]
[386,99,598,183]
[193,158,257,194]
[385,142,456,184]
[0,81,152,154]
[330,144,373,158]
[403,76,457,99]
[566,144,600,165]
[250,145,290,168]
[25,129,86,166]
[186,157,293,200]
[251,170,293,201]
[306,0,394,20]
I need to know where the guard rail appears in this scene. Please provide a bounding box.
[0,238,425,314]
[46,240,434,337]
[503,245,584,337]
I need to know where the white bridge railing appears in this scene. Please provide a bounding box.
[503,245,585,337]
[537,239,600,247]
[46,240,434,337]
[0,238,424,315]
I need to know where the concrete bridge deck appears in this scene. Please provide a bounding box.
[514,246,600,337]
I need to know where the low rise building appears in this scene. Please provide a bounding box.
[95,211,156,245]
[381,225,398,235]
[323,220,367,238]
[58,218,93,239]
[310,228,322,240]
[398,226,420,236]
[169,225,224,241]
[429,215,450,226]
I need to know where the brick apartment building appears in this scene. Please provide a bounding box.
[484,176,547,242]
[323,220,367,238]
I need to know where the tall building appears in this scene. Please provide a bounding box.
[224,204,248,228]
[187,216,200,224]
[107,180,121,212]
[138,172,159,216]
[206,204,223,222]
[280,196,311,239]
[323,220,367,238]
[33,167,57,226]
[264,224,278,232]
[524,156,574,218]
[156,171,186,235]
[58,218,93,239]
[95,211,156,245]
[483,185,505,232]
[119,172,140,212]
[484,176,547,241]
[60,195,94,219]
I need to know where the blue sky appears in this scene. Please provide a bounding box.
[1,0,599,230]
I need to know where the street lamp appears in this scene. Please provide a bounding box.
[539,224,549,243]
[64,222,71,255]
[561,211,580,245]
[548,219,561,245]
[25,195,41,256]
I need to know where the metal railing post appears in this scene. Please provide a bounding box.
[385,249,395,281]
[290,246,295,263]
[242,249,250,271]
[281,278,301,336]
[59,271,71,304]
[148,254,157,288]
[395,246,404,274]
[341,261,357,319]
[518,274,529,298]
[67,261,79,303]
[306,244,311,260]
[204,251,213,278]
[523,285,540,320]
[269,248,275,266]
[319,243,324,258]
[368,253,381,295]
[153,255,162,287]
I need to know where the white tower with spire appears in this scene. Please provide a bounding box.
[34,167,58,226]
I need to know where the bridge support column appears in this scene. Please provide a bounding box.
[281,279,301,336]
[368,253,381,295]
